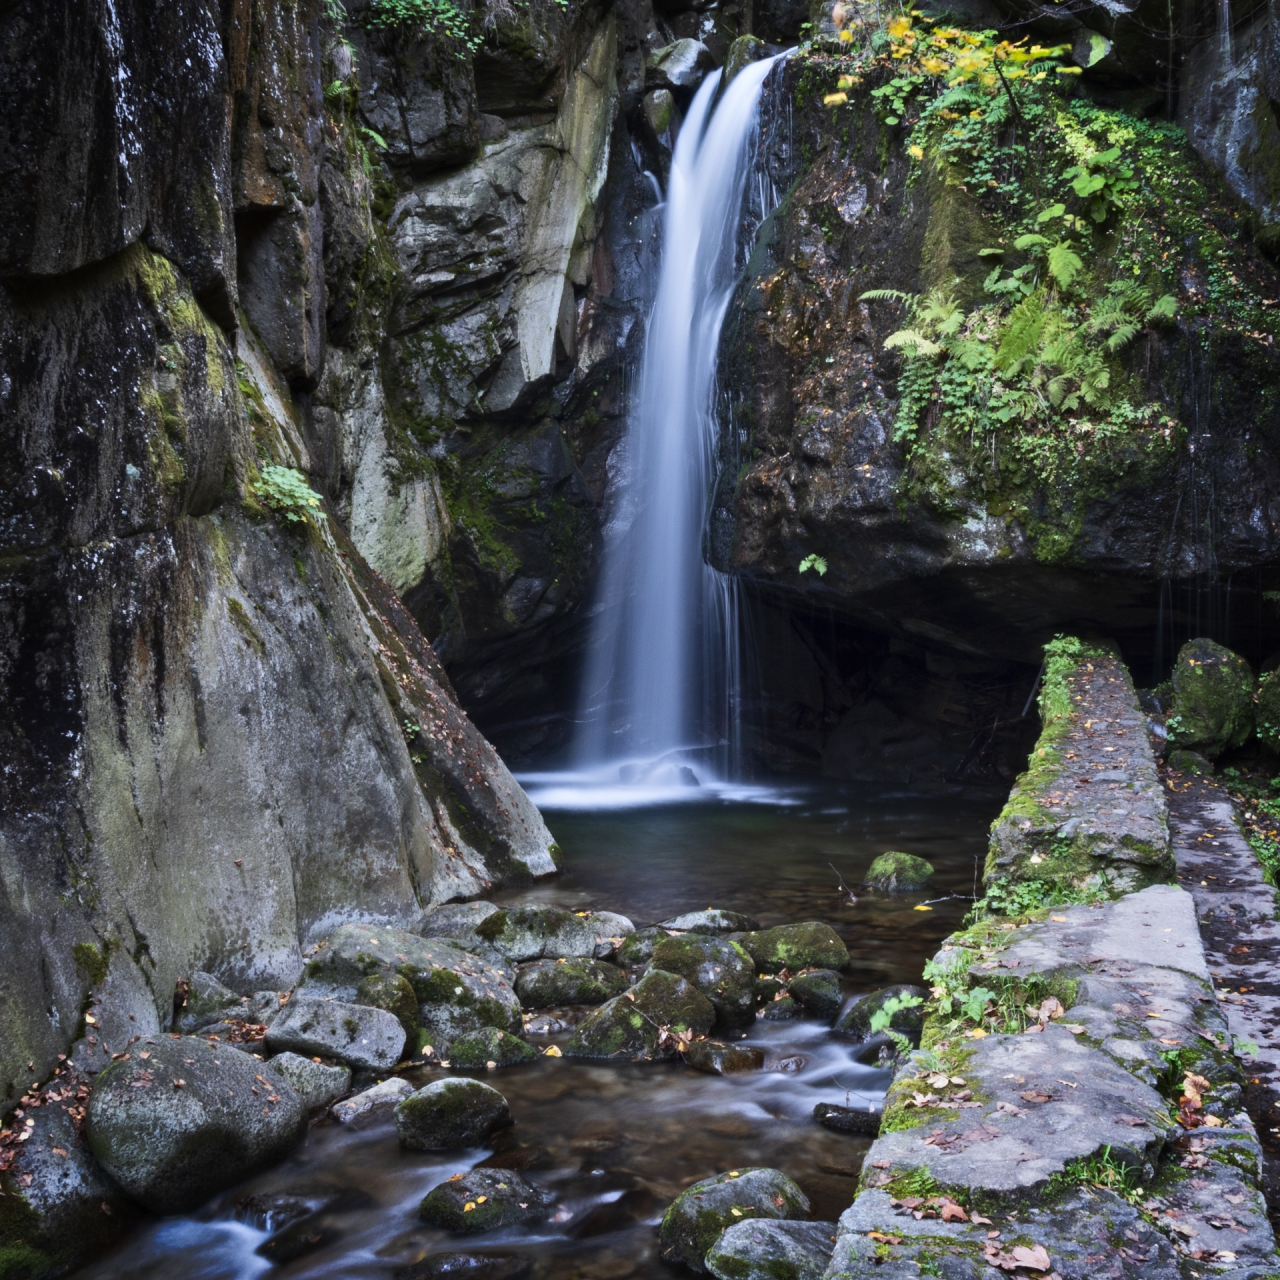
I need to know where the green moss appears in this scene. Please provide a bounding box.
[72,942,109,988]
[1166,638,1255,758]
[865,851,935,890]
[225,598,266,656]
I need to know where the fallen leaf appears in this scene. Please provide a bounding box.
[997,1101,1029,1116]
[1062,1025,1085,1034]
[967,1028,988,1039]
[914,904,933,912]
[1020,1090,1053,1104]
[463,1202,476,1213]
[544,1046,562,1058]
[940,1202,968,1222]
[1203,1114,1224,1128]
[867,1232,903,1244]
[1115,1115,1148,1127]
[871,1160,892,1169]
[971,1212,993,1225]
[1051,915,1067,922]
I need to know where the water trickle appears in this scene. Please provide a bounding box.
[571,57,786,790]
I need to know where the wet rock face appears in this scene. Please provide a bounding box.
[448,1027,538,1069]
[1167,638,1256,758]
[565,969,716,1060]
[476,906,635,962]
[395,1079,511,1151]
[85,1037,307,1214]
[264,997,407,1072]
[417,1168,555,1234]
[264,1053,351,1113]
[648,935,756,1028]
[658,1167,811,1274]
[787,969,842,1021]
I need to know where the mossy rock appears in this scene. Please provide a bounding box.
[514,958,628,1009]
[564,970,715,1061]
[1167,639,1255,758]
[448,1027,537,1069]
[863,851,935,892]
[656,908,760,933]
[1257,669,1280,753]
[475,906,634,962]
[787,969,843,1021]
[394,1079,511,1151]
[616,926,665,974]
[648,935,756,1029]
[706,1218,838,1280]
[1165,748,1214,775]
[832,984,928,1044]
[658,1167,810,1274]
[416,1169,554,1234]
[760,995,801,1021]
[732,922,849,975]
[354,972,419,1035]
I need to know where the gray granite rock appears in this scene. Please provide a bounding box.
[330,1076,413,1127]
[265,997,406,1071]
[396,1078,511,1150]
[657,909,761,933]
[265,1052,351,1112]
[417,1168,554,1233]
[708,1218,836,1280]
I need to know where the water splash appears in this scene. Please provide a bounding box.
[573,56,786,785]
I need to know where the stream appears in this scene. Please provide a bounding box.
[71,781,1002,1280]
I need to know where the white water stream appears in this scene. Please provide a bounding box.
[548,55,785,806]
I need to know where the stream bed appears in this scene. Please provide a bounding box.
[72,781,1003,1280]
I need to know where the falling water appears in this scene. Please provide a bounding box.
[568,55,786,789]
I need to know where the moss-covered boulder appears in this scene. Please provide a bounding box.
[1257,669,1280,752]
[760,995,801,1021]
[300,924,521,1056]
[617,926,666,974]
[813,1101,881,1136]
[476,906,635,962]
[1166,748,1214,774]
[658,1168,810,1273]
[706,1218,837,1280]
[732,923,849,975]
[564,970,715,1060]
[417,1168,555,1234]
[656,908,760,933]
[683,1041,765,1075]
[448,1027,538,1069]
[514,958,629,1008]
[1167,639,1255,758]
[832,984,928,1044]
[649,935,756,1028]
[395,1079,511,1150]
[863,852,934,892]
[355,971,419,1036]
[86,1036,307,1213]
[787,969,843,1021]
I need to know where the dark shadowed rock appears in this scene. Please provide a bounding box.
[649,934,756,1028]
[395,1079,511,1150]
[832,985,928,1045]
[760,996,802,1021]
[659,1168,810,1273]
[706,1218,837,1280]
[175,972,244,1033]
[813,1101,881,1136]
[515,958,629,1008]
[787,970,843,1021]
[355,972,420,1036]
[417,1169,555,1234]
[565,970,715,1060]
[1167,639,1255,759]
[683,1041,765,1075]
[86,1036,306,1213]
[617,926,666,974]
[396,1255,531,1280]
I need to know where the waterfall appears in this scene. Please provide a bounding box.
[570,55,785,789]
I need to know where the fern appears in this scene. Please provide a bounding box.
[1046,242,1084,290]
[1147,294,1178,323]
[885,328,943,357]
[994,291,1047,375]
[860,289,917,306]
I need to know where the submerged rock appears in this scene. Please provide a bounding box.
[733,923,849,975]
[863,851,934,892]
[265,997,406,1071]
[659,1168,810,1273]
[656,908,761,933]
[1167,638,1255,758]
[475,906,635,962]
[331,1076,413,1127]
[813,1101,881,1136]
[417,1169,555,1234]
[514,957,629,1008]
[86,1036,307,1213]
[683,1041,765,1075]
[265,1052,351,1112]
[787,970,843,1021]
[832,985,928,1045]
[565,970,715,1060]
[448,1027,538,1069]
[706,1218,837,1280]
[396,1079,511,1150]
[649,934,756,1028]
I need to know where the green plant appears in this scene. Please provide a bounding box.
[252,466,323,524]
[1062,147,1137,225]
[1050,1146,1145,1205]
[799,554,828,575]
[869,992,925,1053]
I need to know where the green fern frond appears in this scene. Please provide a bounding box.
[884,328,943,357]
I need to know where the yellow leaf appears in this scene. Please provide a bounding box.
[908,144,924,160]
[476,1196,488,1204]
[463,1202,476,1212]
[1051,915,1067,922]
[838,28,854,42]
[914,904,933,911]
[823,93,849,106]
[887,14,913,38]
[731,1208,743,1217]
[967,1027,988,1039]
[544,1045,563,1057]
[1203,1114,1224,1127]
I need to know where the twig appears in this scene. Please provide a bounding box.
[829,863,858,905]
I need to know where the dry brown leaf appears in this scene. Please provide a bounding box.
[940,1202,968,1222]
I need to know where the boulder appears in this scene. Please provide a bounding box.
[265,998,406,1071]
[1166,748,1214,774]
[722,35,769,87]
[645,39,716,90]
[515,957,629,1008]
[659,1168,810,1273]
[1258,669,1280,752]
[264,1052,351,1112]
[299,924,521,1055]
[617,926,666,973]
[862,852,934,892]
[331,1076,413,1127]
[813,1101,881,1136]
[448,1027,538,1069]
[565,970,715,1060]
[732,923,849,975]
[1167,639,1255,758]
[475,906,635,962]
[355,972,420,1036]
[85,1036,307,1213]
[417,1169,555,1233]
[418,902,515,972]
[706,1218,837,1280]
[787,970,842,1021]
[175,972,245,1033]
[649,934,756,1028]
[683,1041,765,1075]
[395,1079,511,1150]
[656,909,761,933]
[760,996,801,1021]
[832,985,928,1045]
